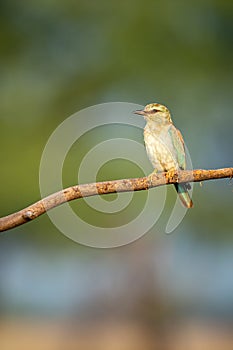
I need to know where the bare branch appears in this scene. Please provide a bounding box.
[0,167,232,232]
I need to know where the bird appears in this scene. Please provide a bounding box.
[134,103,193,208]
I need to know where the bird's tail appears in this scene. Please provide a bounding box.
[174,183,193,208]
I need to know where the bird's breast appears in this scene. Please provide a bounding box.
[144,126,178,171]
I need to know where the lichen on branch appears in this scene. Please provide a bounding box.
[0,167,232,232]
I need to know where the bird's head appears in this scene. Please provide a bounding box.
[134,103,171,123]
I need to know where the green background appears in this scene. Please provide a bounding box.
[0,1,233,348]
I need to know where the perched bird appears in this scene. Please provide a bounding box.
[134,103,193,208]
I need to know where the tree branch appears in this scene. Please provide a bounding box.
[0,167,232,232]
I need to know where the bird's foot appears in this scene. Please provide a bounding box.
[148,170,159,185]
[165,169,178,183]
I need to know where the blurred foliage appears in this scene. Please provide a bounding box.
[1,3,233,344]
[0,0,232,244]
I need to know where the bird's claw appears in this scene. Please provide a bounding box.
[165,169,178,183]
[148,170,159,185]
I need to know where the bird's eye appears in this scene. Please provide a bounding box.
[152,108,158,113]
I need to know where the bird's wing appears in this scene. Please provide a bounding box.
[168,125,186,170]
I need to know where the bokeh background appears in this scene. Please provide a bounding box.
[1,1,233,349]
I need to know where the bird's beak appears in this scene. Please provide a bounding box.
[134,109,146,116]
